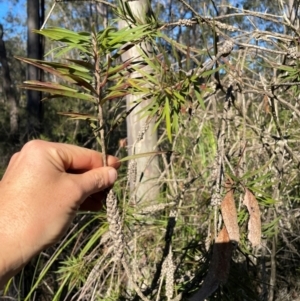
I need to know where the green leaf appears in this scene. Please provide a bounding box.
[200,65,223,77]
[172,111,179,133]
[35,27,90,44]
[35,28,91,58]
[101,89,130,102]
[54,45,86,58]
[132,65,159,85]
[106,60,132,78]
[66,59,94,71]
[164,96,172,142]
[107,24,153,49]
[194,89,205,109]
[262,217,280,237]
[241,158,274,180]
[97,26,117,43]
[127,78,149,93]
[276,65,297,72]
[173,90,186,103]
[118,151,177,162]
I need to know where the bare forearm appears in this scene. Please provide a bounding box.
[0,237,23,288]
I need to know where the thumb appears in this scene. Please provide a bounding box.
[74,167,118,198]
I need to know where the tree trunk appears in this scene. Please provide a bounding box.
[119,2,160,293]
[27,0,44,137]
[0,24,18,135]
[119,0,160,204]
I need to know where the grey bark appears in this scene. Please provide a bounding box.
[0,24,18,135]
[118,2,160,293]
[119,0,160,204]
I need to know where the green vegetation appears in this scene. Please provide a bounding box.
[1,0,300,300]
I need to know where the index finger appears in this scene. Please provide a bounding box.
[47,141,120,171]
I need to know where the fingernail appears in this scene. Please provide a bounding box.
[108,169,117,185]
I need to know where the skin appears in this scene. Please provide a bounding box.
[0,140,120,287]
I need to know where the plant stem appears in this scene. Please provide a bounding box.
[93,31,107,166]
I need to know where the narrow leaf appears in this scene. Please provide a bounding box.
[101,90,130,102]
[57,112,97,121]
[164,96,172,142]
[243,189,261,247]
[127,78,149,93]
[132,65,159,85]
[20,81,97,103]
[66,59,94,71]
[35,27,90,43]
[66,73,96,94]
[106,102,140,137]
[16,57,94,92]
[106,58,134,78]
[118,151,176,163]
[220,184,240,243]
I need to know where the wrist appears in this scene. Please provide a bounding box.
[0,195,32,288]
[0,235,23,288]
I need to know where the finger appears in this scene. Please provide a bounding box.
[107,156,121,169]
[54,143,105,170]
[18,140,106,171]
[70,167,118,201]
[46,142,120,171]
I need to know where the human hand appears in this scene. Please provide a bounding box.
[0,140,120,286]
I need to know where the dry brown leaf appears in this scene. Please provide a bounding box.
[221,188,240,243]
[189,226,233,301]
[263,94,271,114]
[243,189,261,247]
